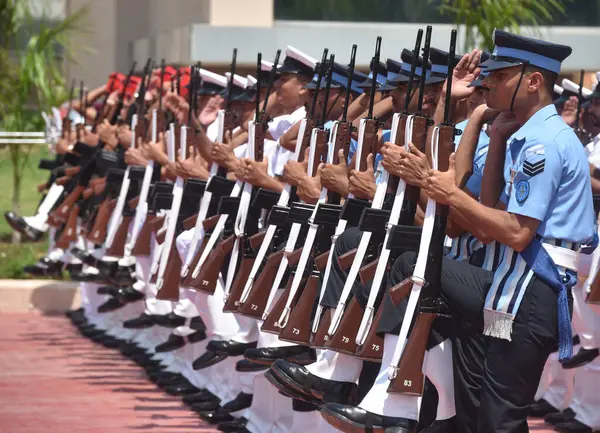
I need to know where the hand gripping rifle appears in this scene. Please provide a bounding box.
[222,50,284,312]
[235,49,329,320]
[260,53,341,337]
[179,49,241,286]
[322,31,426,358]
[386,29,458,396]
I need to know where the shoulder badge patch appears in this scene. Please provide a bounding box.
[515,180,530,204]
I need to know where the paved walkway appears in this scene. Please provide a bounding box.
[0,312,556,433]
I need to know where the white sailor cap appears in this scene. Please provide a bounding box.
[561,78,592,98]
[198,69,227,95]
[225,72,248,89]
[553,84,564,96]
[278,45,317,77]
[246,75,257,88]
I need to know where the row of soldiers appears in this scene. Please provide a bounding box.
[6,25,600,433]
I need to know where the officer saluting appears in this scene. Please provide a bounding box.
[424,30,595,432]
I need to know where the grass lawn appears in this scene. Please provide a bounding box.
[0,145,53,278]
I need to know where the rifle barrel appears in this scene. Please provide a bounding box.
[577,69,585,129]
[226,49,238,111]
[404,29,423,113]
[443,30,457,125]
[342,44,357,123]
[309,48,329,120]
[417,26,433,115]
[255,53,262,122]
[367,36,382,119]
[261,50,281,116]
[320,54,335,127]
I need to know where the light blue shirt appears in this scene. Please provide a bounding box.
[454,119,491,197]
[501,104,595,243]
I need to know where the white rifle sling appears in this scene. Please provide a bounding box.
[223,121,256,300]
[387,125,440,381]
[181,109,226,277]
[238,119,310,304]
[156,125,187,289]
[326,117,388,336]
[125,109,158,256]
[355,113,410,345]
[106,114,137,248]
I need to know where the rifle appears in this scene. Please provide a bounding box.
[236,49,328,319]
[61,79,76,139]
[386,29,457,396]
[180,49,241,287]
[155,61,203,300]
[222,50,282,312]
[262,53,338,337]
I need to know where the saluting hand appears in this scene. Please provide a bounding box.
[561,96,579,127]
[348,153,377,200]
[445,49,482,102]
[426,153,458,205]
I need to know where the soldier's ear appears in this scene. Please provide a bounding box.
[527,71,544,94]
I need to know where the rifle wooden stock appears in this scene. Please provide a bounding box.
[51,185,84,223]
[325,297,362,355]
[86,198,116,244]
[47,212,61,228]
[314,250,330,272]
[338,248,358,271]
[261,278,297,335]
[248,231,266,249]
[56,204,80,249]
[279,274,320,346]
[183,213,198,231]
[310,308,332,349]
[311,130,329,175]
[355,279,412,362]
[223,255,254,312]
[149,215,166,233]
[82,188,94,199]
[237,249,285,319]
[106,215,132,257]
[182,241,208,287]
[362,119,379,170]
[359,259,379,285]
[387,312,436,395]
[587,273,600,304]
[155,228,167,245]
[156,243,182,301]
[286,247,304,267]
[192,235,235,295]
[56,176,70,186]
[404,116,428,203]
[130,214,154,256]
[202,215,220,231]
[64,166,81,177]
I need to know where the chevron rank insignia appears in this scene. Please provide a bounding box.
[523,155,545,177]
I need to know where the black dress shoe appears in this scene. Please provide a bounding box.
[23,257,62,278]
[320,403,418,433]
[65,263,83,274]
[99,336,122,348]
[562,347,600,369]
[97,287,145,313]
[192,350,228,370]
[70,247,97,267]
[155,335,186,353]
[268,359,358,406]
[221,392,252,413]
[188,330,207,344]
[545,408,577,425]
[529,398,559,418]
[190,397,222,414]
[244,345,316,366]
[189,316,206,331]
[236,359,268,373]
[97,285,119,295]
[155,312,186,328]
[164,383,202,396]
[150,313,172,327]
[555,420,593,433]
[4,211,44,241]
[218,418,248,432]
[111,264,137,286]
[200,408,234,424]
[419,417,457,432]
[156,376,193,388]
[123,313,155,329]
[207,339,258,356]
[182,390,219,406]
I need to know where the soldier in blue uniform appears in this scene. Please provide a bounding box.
[318,29,595,433]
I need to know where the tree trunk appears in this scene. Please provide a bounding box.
[10,143,22,245]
